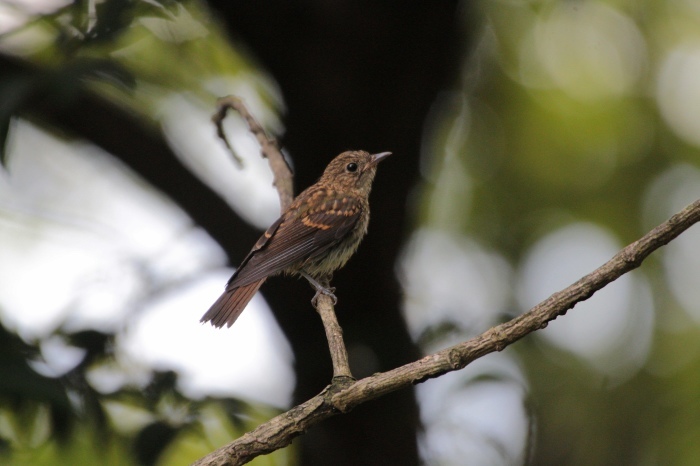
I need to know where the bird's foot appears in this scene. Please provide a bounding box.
[301,272,338,306]
[311,287,338,307]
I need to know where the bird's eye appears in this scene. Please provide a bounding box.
[346,162,358,173]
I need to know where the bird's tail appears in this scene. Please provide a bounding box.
[200,279,266,328]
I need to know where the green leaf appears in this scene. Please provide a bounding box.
[134,421,178,466]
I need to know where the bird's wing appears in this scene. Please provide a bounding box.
[224,215,284,287]
[227,195,362,288]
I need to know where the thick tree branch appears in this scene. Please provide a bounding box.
[194,198,700,465]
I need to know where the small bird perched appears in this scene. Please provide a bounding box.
[201,150,392,328]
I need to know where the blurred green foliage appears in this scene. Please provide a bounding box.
[0,1,289,465]
[417,0,700,464]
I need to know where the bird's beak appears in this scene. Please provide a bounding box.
[366,151,392,169]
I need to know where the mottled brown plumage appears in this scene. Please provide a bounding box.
[201,150,391,328]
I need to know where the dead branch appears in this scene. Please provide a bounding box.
[194,197,700,465]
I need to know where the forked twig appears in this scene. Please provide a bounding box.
[212,97,351,380]
[212,96,294,210]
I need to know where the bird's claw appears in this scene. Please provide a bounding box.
[300,272,337,307]
[311,286,337,307]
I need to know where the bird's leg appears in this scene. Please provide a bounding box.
[300,272,337,306]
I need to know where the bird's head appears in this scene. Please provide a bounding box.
[319,150,392,194]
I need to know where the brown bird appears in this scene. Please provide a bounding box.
[201,150,392,328]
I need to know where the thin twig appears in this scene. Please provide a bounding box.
[212,97,350,375]
[211,100,244,168]
[314,278,354,380]
[210,98,353,375]
[212,96,294,210]
[212,98,350,373]
[193,199,700,466]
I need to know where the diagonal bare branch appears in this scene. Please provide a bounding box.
[194,198,700,466]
